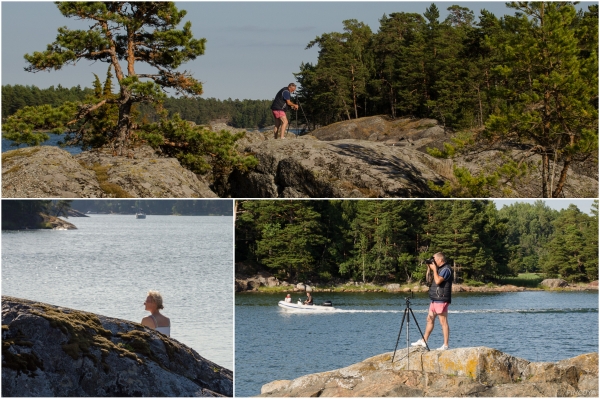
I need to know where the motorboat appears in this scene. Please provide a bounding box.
[278,300,336,312]
[135,212,146,219]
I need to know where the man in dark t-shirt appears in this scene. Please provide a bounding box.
[271,83,298,139]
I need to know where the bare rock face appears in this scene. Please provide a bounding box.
[228,137,450,198]
[310,116,444,145]
[2,296,232,397]
[541,279,570,288]
[2,147,104,198]
[2,146,217,198]
[259,347,598,397]
[76,149,217,198]
[228,116,597,198]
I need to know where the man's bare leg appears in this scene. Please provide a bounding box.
[438,313,449,347]
[279,116,288,139]
[273,118,282,139]
[422,311,436,342]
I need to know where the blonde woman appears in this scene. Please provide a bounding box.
[141,290,171,336]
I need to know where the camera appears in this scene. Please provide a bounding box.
[424,257,436,265]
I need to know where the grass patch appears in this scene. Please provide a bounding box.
[88,163,132,198]
[496,273,544,288]
[2,147,41,164]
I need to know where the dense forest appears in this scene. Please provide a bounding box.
[235,200,598,284]
[2,84,273,129]
[70,200,233,215]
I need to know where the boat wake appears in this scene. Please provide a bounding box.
[289,307,597,314]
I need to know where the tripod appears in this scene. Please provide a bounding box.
[391,292,430,365]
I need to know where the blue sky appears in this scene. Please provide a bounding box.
[493,199,597,216]
[3,1,595,100]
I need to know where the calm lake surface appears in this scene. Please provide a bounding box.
[2,215,233,370]
[235,291,598,396]
[2,135,82,154]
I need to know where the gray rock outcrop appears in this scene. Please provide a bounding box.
[2,146,217,198]
[260,347,598,397]
[76,148,217,198]
[228,137,448,198]
[2,296,232,397]
[2,147,105,198]
[541,279,570,288]
[227,116,597,198]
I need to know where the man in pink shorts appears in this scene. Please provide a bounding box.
[270,83,298,139]
[411,252,453,350]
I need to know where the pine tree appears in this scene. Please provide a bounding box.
[4,2,206,154]
[485,2,598,197]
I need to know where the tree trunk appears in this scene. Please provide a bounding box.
[115,90,133,155]
[541,152,550,197]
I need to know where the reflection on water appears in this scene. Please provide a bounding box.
[2,214,233,369]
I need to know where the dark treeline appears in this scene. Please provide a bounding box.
[2,200,73,229]
[2,85,94,119]
[235,200,598,284]
[2,84,273,129]
[70,200,233,215]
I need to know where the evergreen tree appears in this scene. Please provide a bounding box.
[485,2,598,197]
[4,2,206,155]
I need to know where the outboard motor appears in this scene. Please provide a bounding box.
[321,300,333,307]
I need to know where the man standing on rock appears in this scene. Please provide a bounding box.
[271,83,298,139]
[412,252,453,350]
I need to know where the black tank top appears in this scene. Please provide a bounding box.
[271,87,290,111]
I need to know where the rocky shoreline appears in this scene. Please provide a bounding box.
[3,116,597,198]
[235,271,598,294]
[259,347,598,397]
[2,296,233,397]
[1,212,77,230]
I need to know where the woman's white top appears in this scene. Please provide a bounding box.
[149,314,171,336]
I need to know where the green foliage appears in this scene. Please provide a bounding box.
[7,2,207,154]
[497,273,544,288]
[139,113,257,193]
[295,2,597,195]
[426,131,476,158]
[538,204,597,282]
[236,200,529,284]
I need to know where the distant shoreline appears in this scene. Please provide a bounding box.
[236,282,598,294]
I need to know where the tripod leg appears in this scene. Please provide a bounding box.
[408,307,430,351]
[391,308,408,363]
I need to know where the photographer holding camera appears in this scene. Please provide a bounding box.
[411,252,453,350]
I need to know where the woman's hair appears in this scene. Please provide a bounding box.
[147,290,164,310]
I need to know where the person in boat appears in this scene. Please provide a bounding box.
[141,290,171,336]
[303,292,314,305]
[284,294,292,303]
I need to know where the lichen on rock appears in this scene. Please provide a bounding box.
[2,296,232,397]
[259,347,598,397]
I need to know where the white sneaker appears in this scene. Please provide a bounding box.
[437,345,449,350]
[411,338,427,347]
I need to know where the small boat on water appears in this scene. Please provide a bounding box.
[135,212,146,219]
[278,300,336,312]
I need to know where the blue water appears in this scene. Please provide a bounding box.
[2,134,82,154]
[2,214,233,370]
[235,291,599,396]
